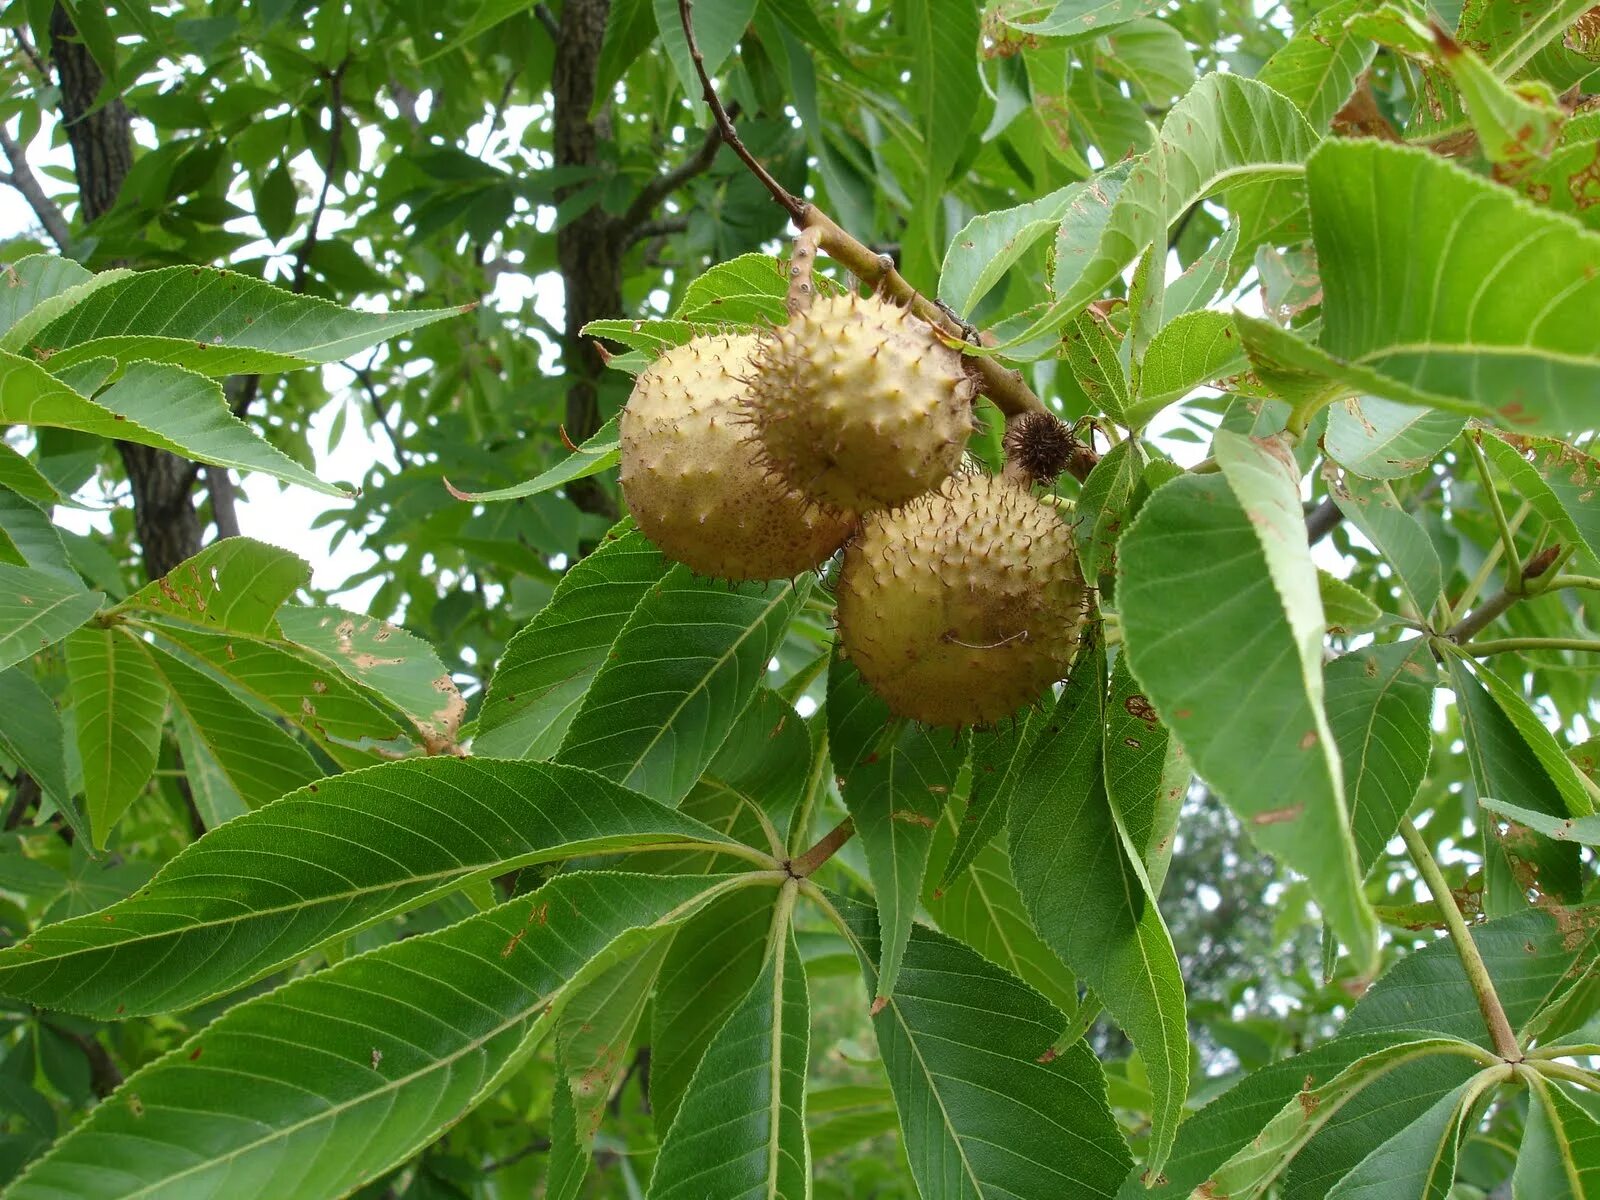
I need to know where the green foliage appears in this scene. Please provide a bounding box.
[2,1,1600,1196]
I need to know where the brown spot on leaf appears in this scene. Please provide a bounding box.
[1254,804,1304,826]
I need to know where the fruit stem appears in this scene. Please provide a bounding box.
[676,0,1098,480]
[788,817,855,878]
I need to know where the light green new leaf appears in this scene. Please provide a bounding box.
[654,0,759,100]
[1305,140,1600,434]
[650,901,809,1200]
[1319,571,1382,630]
[1200,1038,1495,1200]
[1516,1076,1600,1199]
[277,604,465,749]
[1258,0,1377,132]
[111,537,309,634]
[442,417,620,503]
[0,565,103,672]
[1324,468,1442,614]
[3,872,747,1200]
[18,263,462,375]
[674,252,793,326]
[144,642,322,812]
[557,568,806,806]
[1119,434,1377,969]
[1324,398,1466,480]
[1105,20,1195,105]
[1010,75,1317,349]
[829,654,966,1002]
[1008,639,1187,1173]
[1323,1075,1484,1200]
[1476,429,1600,563]
[1324,641,1434,871]
[66,626,167,850]
[925,809,1078,1018]
[839,898,1134,1200]
[476,528,666,759]
[941,183,1081,316]
[0,256,91,339]
[1126,310,1246,428]
[0,758,754,1018]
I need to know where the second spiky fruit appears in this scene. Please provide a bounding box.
[836,473,1088,728]
[745,293,974,512]
[620,333,855,581]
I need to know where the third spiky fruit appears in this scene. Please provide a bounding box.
[620,334,855,580]
[745,293,974,512]
[836,473,1087,727]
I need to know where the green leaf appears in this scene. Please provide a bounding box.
[1164,224,1238,319]
[673,253,791,325]
[1516,1077,1600,1199]
[908,0,979,193]
[0,488,74,584]
[652,887,781,1135]
[0,668,81,841]
[4,872,750,1200]
[254,161,297,241]
[940,183,1080,316]
[170,703,249,830]
[17,264,463,377]
[1324,469,1443,614]
[1324,640,1435,871]
[1008,637,1187,1172]
[111,537,309,634]
[1318,571,1382,630]
[277,604,465,750]
[1479,798,1600,846]
[828,653,965,1002]
[1063,312,1128,425]
[926,810,1078,1019]
[0,566,102,673]
[654,0,759,99]
[1007,75,1317,349]
[0,758,753,1018]
[1257,0,1378,132]
[0,443,63,509]
[65,627,167,850]
[1325,1077,1481,1200]
[1200,1038,1494,1200]
[1324,398,1466,481]
[1009,0,1158,38]
[1473,659,1596,818]
[1105,648,1180,880]
[838,898,1134,1200]
[1075,438,1144,582]
[1302,140,1600,434]
[443,416,620,503]
[1125,310,1246,428]
[938,705,1050,890]
[476,529,666,759]
[1105,20,1195,105]
[143,642,322,811]
[1120,433,1378,968]
[0,257,132,352]
[557,569,807,806]
[695,687,811,848]
[650,895,809,1199]
[1476,428,1600,563]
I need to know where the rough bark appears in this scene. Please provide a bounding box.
[51,5,204,580]
[551,0,622,519]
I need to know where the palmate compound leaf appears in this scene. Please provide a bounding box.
[649,886,809,1200]
[2,871,764,1200]
[15,262,464,378]
[556,568,809,806]
[475,527,667,759]
[1238,140,1600,435]
[1007,635,1187,1175]
[1118,432,1378,970]
[0,758,766,1019]
[829,892,1133,1200]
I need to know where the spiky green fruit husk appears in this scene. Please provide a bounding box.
[620,334,855,580]
[836,474,1087,728]
[745,293,974,512]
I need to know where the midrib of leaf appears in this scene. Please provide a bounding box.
[107,873,764,1200]
[765,884,799,1199]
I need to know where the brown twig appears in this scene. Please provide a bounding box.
[0,125,72,250]
[293,58,349,294]
[787,817,854,878]
[617,103,739,235]
[675,0,1077,469]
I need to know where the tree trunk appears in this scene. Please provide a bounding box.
[551,0,622,520]
[51,5,204,581]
